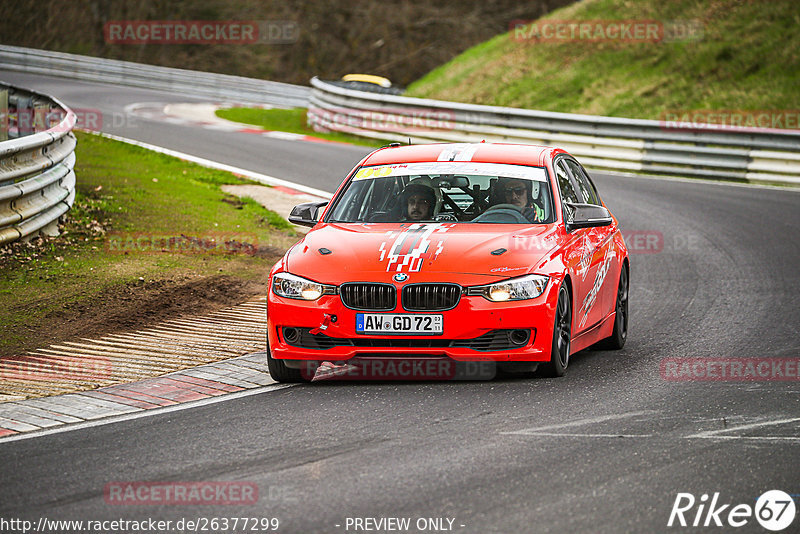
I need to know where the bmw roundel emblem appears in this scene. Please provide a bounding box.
[393,273,409,283]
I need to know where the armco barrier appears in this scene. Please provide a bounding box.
[0,83,76,244]
[308,77,800,185]
[0,45,310,109]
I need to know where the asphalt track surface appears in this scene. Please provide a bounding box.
[1,71,799,533]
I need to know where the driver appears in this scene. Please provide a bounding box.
[400,180,437,221]
[496,178,545,222]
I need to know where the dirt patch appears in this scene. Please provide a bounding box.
[0,273,267,359]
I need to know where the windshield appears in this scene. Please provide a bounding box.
[326,162,554,224]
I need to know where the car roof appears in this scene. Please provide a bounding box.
[362,143,566,168]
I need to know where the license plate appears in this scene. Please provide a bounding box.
[356,313,443,335]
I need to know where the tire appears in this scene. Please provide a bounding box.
[266,346,311,383]
[539,284,571,377]
[597,263,629,350]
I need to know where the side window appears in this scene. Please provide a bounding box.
[555,160,580,205]
[564,159,599,205]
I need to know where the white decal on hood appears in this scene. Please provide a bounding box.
[379,223,453,272]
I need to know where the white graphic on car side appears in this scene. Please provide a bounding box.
[578,247,615,328]
[576,233,593,282]
[379,223,453,272]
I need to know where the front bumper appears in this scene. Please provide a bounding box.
[267,281,559,363]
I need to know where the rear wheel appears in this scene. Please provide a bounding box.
[539,284,571,377]
[597,263,628,350]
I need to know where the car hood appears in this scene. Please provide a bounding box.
[286,222,560,285]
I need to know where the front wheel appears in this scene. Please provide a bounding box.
[539,284,571,377]
[597,263,628,350]
[266,347,311,383]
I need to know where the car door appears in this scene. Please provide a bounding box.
[563,158,617,330]
[554,157,599,337]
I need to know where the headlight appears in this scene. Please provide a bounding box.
[272,273,335,301]
[467,274,549,302]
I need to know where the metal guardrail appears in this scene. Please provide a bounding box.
[308,77,800,184]
[0,45,310,109]
[0,83,76,244]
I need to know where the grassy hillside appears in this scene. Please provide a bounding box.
[406,0,800,121]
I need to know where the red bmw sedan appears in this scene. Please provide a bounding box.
[266,143,629,381]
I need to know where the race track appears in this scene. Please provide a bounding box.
[1,71,798,533]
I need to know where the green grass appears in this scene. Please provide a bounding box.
[406,0,800,122]
[0,131,298,355]
[215,107,389,147]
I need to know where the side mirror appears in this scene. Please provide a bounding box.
[564,203,612,231]
[288,201,329,227]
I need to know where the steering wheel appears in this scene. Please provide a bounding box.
[472,204,530,224]
[472,204,529,223]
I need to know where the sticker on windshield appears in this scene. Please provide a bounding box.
[353,162,546,182]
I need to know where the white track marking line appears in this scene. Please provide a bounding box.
[516,432,654,438]
[84,131,333,199]
[0,384,296,444]
[501,411,654,435]
[686,416,800,439]
[687,436,800,442]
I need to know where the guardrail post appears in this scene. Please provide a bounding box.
[0,89,7,142]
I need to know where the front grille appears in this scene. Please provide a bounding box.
[402,284,462,311]
[284,328,530,352]
[340,283,396,311]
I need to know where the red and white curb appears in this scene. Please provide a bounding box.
[0,350,283,442]
[0,295,284,440]
[125,101,347,145]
